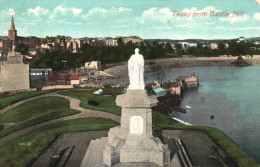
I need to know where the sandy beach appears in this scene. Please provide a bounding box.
[144,56,260,71]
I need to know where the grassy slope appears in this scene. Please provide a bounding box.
[0,118,119,167]
[0,96,80,138]
[60,87,259,167]
[152,112,259,167]
[0,88,257,167]
[59,87,123,116]
[0,89,59,110]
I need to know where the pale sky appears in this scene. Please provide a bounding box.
[0,0,260,39]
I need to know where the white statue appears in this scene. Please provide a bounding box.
[128,48,145,90]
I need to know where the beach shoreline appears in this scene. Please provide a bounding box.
[103,56,260,86]
[145,56,260,70]
[105,56,260,71]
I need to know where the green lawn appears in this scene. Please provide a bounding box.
[0,96,80,138]
[0,89,59,110]
[152,111,259,167]
[59,87,124,116]
[0,118,119,167]
[0,87,257,167]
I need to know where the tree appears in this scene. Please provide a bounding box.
[187,46,196,56]
[195,43,203,56]
[152,41,158,46]
[165,42,174,54]
[175,44,182,56]
[14,44,29,55]
[117,38,124,47]
[217,43,226,55]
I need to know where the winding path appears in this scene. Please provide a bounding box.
[0,91,121,147]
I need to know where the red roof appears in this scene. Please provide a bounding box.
[145,83,157,88]
[48,73,79,82]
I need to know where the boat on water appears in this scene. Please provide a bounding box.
[186,106,192,109]
[173,108,186,113]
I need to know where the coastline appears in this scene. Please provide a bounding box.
[103,56,260,86]
[144,56,260,71]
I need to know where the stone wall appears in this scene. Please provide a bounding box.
[170,86,181,96]
[185,77,199,88]
[0,62,29,92]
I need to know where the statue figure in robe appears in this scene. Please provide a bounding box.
[128,48,145,90]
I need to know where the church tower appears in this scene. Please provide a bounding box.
[8,15,17,41]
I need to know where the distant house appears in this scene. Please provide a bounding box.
[122,37,142,44]
[47,72,79,85]
[87,40,106,47]
[180,42,197,48]
[202,43,211,47]
[104,38,118,46]
[249,47,257,50]
[30,68,51,82]
[239,37,245,42]
[237,37,247,43]
[210,43,218,49]
[31,68,51,76]
[73,39,83,48]
[85,61,101,70]
[67,41,80,53]
[40,43,54,53]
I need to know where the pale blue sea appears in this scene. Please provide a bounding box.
[145,66,260,162]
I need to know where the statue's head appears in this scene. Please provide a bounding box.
[135,48,139,54]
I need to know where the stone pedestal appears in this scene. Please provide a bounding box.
[103,89,170,166]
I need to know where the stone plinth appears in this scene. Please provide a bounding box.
[103,89,170,167]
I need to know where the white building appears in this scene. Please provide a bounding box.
[180,42,197,48]
[123,37,142,44]
[237,37,247,43]
[210,43,218,49]
[104,39,118,46]
[239,37,245,42]
[72,39,83,49]
[85,61,101,70]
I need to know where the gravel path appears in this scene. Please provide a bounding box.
[32,131,109,167]
[0,91,120,147]
[163,130,230,166]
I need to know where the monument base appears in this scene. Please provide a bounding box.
[103,126,126,166]
[120,136,170,166]
[102,127,170,167]
[101,89,171,166]
[81,137,181,167]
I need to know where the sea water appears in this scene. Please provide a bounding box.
[145,66,260,162]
